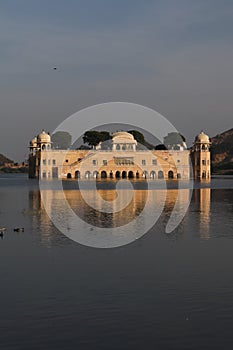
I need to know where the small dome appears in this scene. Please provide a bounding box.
[112,131,134,140]
[195,131,210,143]
[30,137,37,146]
[112,131,136,142]
[37,130,51,143]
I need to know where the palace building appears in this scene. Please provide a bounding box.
[29,130,211,180]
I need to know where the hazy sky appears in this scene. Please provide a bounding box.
[0,0,233,161]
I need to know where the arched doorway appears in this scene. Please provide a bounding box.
[202,171,206,179]
[128,171,134,179]
[101,171,107,178]
[109,171,113,179]
[158,170,164,179]
[75,170,80,179]
[115,171,121,178]
[85,171,91,179]
[168,170,174,179]
[136,171,140,179]
[93,171,99,178]
[150,171,156,179]
[122,171,127,179]
[67,173,72,179]
[142,171,148,179]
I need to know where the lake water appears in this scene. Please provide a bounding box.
[0,174,233,349]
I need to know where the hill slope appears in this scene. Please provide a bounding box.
[0,153,13,166]
[211,128,233,174]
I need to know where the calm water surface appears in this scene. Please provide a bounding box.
[0,174,233,350]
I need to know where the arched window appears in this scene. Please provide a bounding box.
[158,170,164,179]
[150,171,156,179]
[75,170,80,179]
[116,144,120,150]
[115,171,121,178]
[101,171,107,178]
[168,170,174,179]
[122,171,127,179]
[85,171,91,179]
[128,171,134,179]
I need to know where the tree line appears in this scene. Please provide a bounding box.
[51,130,186,150]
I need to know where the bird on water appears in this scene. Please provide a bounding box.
[13,228,24,232]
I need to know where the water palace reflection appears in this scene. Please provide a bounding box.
[28,185,211,245]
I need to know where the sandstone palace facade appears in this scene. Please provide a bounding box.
[29,130,211,181]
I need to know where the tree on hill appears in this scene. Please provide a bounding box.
[83,131,112,147]
[52,131,72,149]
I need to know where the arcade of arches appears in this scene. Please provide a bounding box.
[67,169,178,179]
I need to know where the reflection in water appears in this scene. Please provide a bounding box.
[65,189,148,227]
[2,178,233,350]
[29,190,70,247]
[29,188,194,246]
[193,188,211,240]
[164,189,191,215]
[162,189,192,239]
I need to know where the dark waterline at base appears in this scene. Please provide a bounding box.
[0,174,233,349]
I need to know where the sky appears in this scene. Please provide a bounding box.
[0,0,233,161]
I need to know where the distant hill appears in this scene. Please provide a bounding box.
[211,128,233,174]
[0,153,13,166]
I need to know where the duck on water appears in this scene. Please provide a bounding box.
[13,228,24,232]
